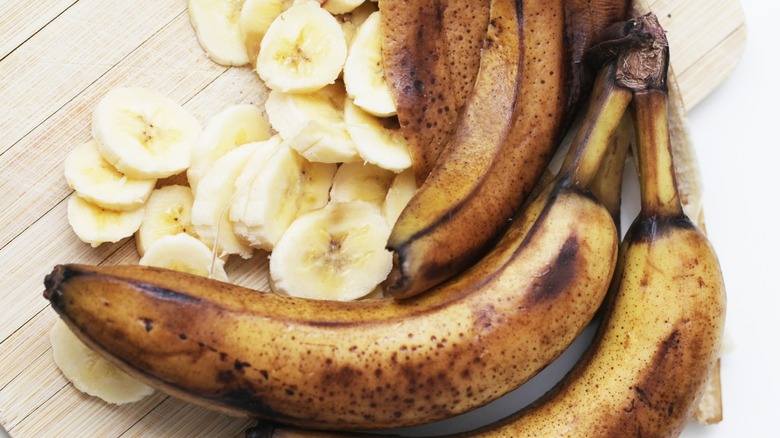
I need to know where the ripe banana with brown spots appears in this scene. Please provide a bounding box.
[42,41,630,430]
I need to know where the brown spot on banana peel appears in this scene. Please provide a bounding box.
[43,188,617,430]
[386,0,570,299]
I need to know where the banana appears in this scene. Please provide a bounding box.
[187,103,272,193]
[458,17,726,436]
[384,0,570,298]
[264,86,360,163]
[63,140,156,212]
[382,168,417,227]
[239,0,294,67]
[92,86,202,179]
[230,138,337,251]
[49,318,155,405]
[337,0,377,47]
[269,201,393,301]
[191,142,257,259]
[257,0,348,93]
[67,194,145,248]
[188,0,249,66]
[343,11,395,117]
[135,184,197,257]
[343,98,411,172]
[329,162,395,208]
[42,40,627,428]
[379,0,460,183]
[140,233,229,282]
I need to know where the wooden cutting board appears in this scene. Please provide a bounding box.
[0,0,746,436]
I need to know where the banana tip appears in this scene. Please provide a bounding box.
[44,264,67,303]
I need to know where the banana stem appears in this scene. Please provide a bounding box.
[632,89,684,216]
[562,67,632,189]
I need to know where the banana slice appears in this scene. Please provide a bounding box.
[344,98,411,172]
[322,0,366,14]
[382,168,417,226]
[239,0,294,66]
[187,0,250,66]
[92,87,202,179]
[330,162,395,207]
[188,103,272,193]
[50,318,155,405]
[338,0,377,46]
[343,11,396,117]
[256,0,348,93]
[265,87,360,163]
[67,194,145,247]
[269,201,393,301]
[191,143,257,259]
[231,141,336,250]
[64,140,156,212]
[135,185,197,257]
[139,233,229,282]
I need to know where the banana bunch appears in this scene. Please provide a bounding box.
[248,12,727,438]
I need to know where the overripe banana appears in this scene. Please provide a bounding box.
[384,0,569,298]
[41,60,634,429]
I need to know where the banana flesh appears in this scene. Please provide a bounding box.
[385,0,570,299]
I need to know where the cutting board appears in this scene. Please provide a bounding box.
[0,0,746,436]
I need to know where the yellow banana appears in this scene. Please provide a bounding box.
[42,56,630,430]
[384,0,569,299]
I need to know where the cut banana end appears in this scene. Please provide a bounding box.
[92,87,202,179]
[322,0,366,14]
[188,104,272,193]
[265,87,360,163]
[343,11,396,117]
[187,0,250,66]
[135,185,197,257]
[50,318,154,405]
[140,233,229,282]
[382,168,417,227]
[64,140,156,212]
[239,0,294,66]
[344,98,411,172]
[256,0,348,93]
[67,194,145,247]
[330,162,395,207]
[231,140,336,251]
[270,201,393,301]
[191,143,257,259]
[336,0,378,47]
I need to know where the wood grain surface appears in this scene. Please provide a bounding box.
[0,0,746,436]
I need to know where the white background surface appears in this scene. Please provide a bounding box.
[2,1,775,437]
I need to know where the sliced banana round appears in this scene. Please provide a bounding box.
[330,162,395,207]
[139,233,229,282]
[191,143,257,259]
[239,0,294,66]
[322,0,366,14]
[187,0,249,66]
[269,201,393,301]
[188,103,271,193]
[231,141,336,251]
[92,87,201,179]
[64,140,156,212]
[256,0,348,93]
[50,318,155,405]
[135,185,197,257]
[265,87,360,163]
[382,168,417,226]
[343,11,396,117]
[344,98,411,172]
[67,194,145,247]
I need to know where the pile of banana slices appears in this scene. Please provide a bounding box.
[54,0,419,403]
